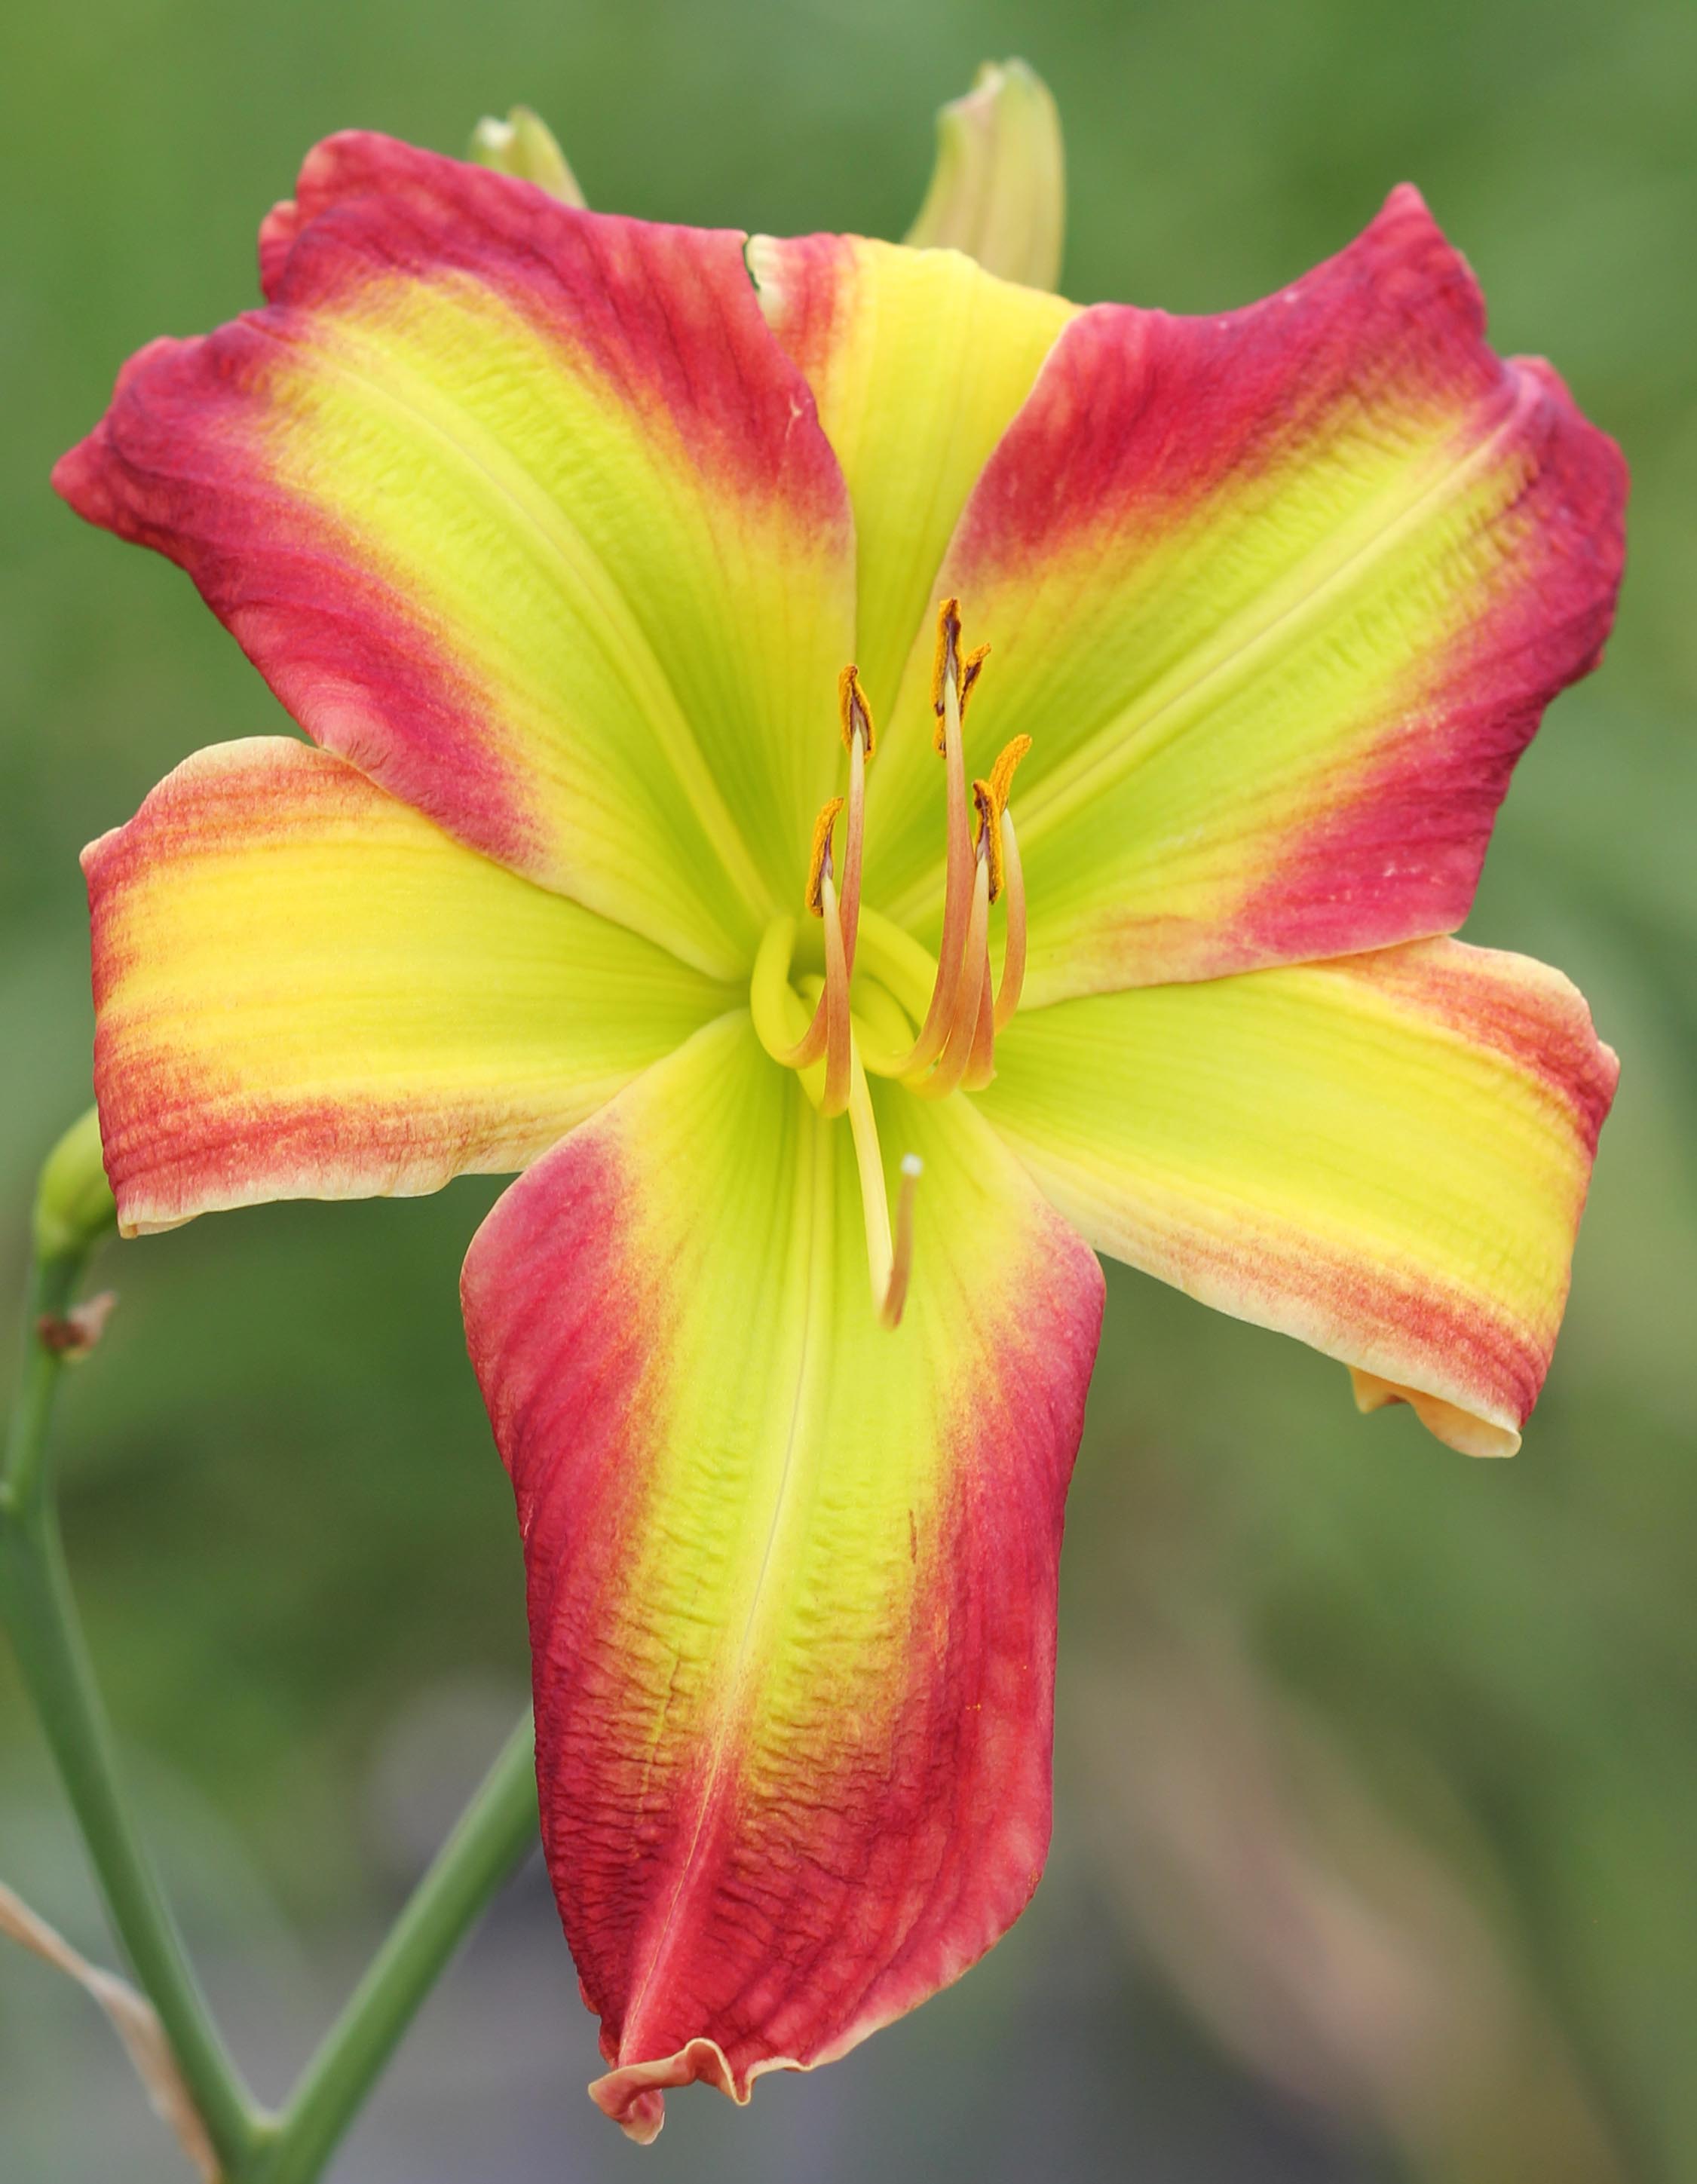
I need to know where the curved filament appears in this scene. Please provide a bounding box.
[847,1046,922,1328]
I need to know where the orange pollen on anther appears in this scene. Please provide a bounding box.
[838,663,875,759]
[930,598,963,724]
[804,795,845,917]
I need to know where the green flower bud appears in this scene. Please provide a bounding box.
[903,60,1066,293]
[32,1107,117,1269]
[468,105,587,207]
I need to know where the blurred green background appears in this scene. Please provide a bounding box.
[2,0,1694,2177]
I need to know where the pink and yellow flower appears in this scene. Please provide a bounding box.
[56,127,1623,2140]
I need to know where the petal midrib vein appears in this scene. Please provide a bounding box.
[882,372,1539,933]
[270,308,776,942]
[621,1074,832,2051]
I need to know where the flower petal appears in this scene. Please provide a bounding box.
[750,231,1074,724]
[461,1013,1102,2139]
[868,188,1626,1002]
[56,133,857,977]
[902,60,1067,293]
[977,938,1617,1453]
[84,738,729,1236]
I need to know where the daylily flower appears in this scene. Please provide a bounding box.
[55,129,1624,2142]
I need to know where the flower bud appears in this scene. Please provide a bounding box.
[903,60,1065,293]
[32,1107,116,1269]
[468,105,587,207]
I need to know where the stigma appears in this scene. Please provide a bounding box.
[750,601,1033,1325]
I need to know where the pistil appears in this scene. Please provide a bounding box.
[847,1049,922,1328]
[816,868,853,1118]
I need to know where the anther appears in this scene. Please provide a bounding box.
[835,666,873,978]
[984,736,1032,1031]
[973,736,1031,904]
[764,797,849,1077]
[804,796,845,917]
[930,596,963,749]
[959,642,991,720]
[838,663,876,759]
[929,601,991,753]
[985,734,1031,843]
[972,777,1004,900]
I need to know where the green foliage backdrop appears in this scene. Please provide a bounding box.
[2,1,1694,2177]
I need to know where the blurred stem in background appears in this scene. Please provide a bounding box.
[0,1111,541,2183]
[254,1715,538,2184]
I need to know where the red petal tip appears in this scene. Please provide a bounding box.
[589,2036,751,2143]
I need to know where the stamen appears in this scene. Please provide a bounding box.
[930,596,963,751]
[838,663,876,760]
[911,850,991,1101]
[986,732,1031,813]
[847,1048,923,1329]
[973,736,1031,905]
[994,804,1027,1031]
[835,666,872,978]
[977,736,1032,1034]
[804,797,845,918]
[930,599,991,747]
[961,954,997,1091]
[817,871,853,1119]
[972,777,1003,899]
[764,600,1019,1125]
[761,797,850,1079]
[868,602,976,1080]
[959,642,991,720]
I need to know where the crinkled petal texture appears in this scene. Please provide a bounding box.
[749,233,1074,724]
[54,133,857,978]
[84,739,730,1235]
[865,185,1626,1005]
[979,938,1619,1455]
[461,1014,1103,2140]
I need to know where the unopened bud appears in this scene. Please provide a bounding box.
[32,1107,116,1269]
[468,105,587,207]
[903,60,1065,293]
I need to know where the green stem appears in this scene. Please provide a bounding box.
[5,1176,540,2183]
[4,1254,78,1508]
[0,1249,268,2172]
[257,1711,538,2184]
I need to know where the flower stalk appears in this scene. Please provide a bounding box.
[2,1114,542,2183]
[254,1713,538,2184]
[1,1154,265,2173]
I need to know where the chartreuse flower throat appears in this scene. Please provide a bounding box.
[57,126,1623,2143]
